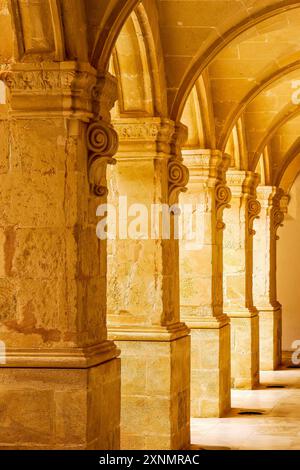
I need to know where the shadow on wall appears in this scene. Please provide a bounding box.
[278,173,300,351]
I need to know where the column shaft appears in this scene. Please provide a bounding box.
[254,186,284,370]
[0,63,120,449]
[180,149,231,417]
[107,118,190,450]
[224,171,261,389]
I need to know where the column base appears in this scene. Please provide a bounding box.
[0,342,121,449]
[226,309,259,389]
[108,323,190,450]
[258,304,282,371]
[189,319,231,418]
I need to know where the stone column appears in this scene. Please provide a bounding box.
[223,171,261,389]
[180,149,231,417]
[253,186,284,370]
[107,118,190,450]
[0,62,120,449]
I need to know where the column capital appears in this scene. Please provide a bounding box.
[182,149,231,185]
[2,341,120,369]
[112,117,175,155]
[256,186,284,208]
[112,117,189,204]
[108,323,190,342]
[256,186,285,237]
[226,170,260,197]
[181,149,231,232]
[226,170,261,234]
[280,193,290,215]
[0,62,118,121]
[253,187,285,312]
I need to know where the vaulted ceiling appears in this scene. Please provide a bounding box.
[180,3,300,188]
[0,0,300,190]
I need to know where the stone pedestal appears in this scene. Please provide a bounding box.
[110,328,190,450]
[180,149,231,417]
[189,323,230,417]
[0,356,120,450]
[253,186,285,370]
[224,171,261,389]
[229,314,259,389]
[257,306,282,371]
[0,63,121,449]
[107,118,190,450]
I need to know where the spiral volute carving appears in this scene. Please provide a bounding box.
[247,197,261,235]
[87,121,118,157]
[87,120,118,197]
[215,184,231,231]
[168,159,189,204]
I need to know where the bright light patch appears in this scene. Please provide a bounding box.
[0,81,6,104]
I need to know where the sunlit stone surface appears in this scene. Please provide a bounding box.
[0,0,299,450]
[192,368,300,451]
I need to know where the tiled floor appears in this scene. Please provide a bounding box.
[191,367,300,450]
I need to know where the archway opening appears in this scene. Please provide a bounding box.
[278,172,300,362]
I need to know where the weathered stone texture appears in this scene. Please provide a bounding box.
[117,336,190,450]
[0,358,120,450]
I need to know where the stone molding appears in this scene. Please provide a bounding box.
[1,340,120,369]
[0,63,119,197]
[182,149,230,181]
[108,322,190,342]
[92,73,118,123]
[226,170,260,195]
[113,117,174,144]
[257,186,285,239]
[112,117,189,204]
[184,314,230,330]
[226,170,261,235]
[280,193,290,214]
[225,306,259,319]
[0,62,118,121]
[182,149,232,230]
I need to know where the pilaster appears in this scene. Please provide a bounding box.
[107,117,190,450]
[224,170,261,389]
[180,149,231,417]
[0,62,121,449]
[254,186,285,370]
